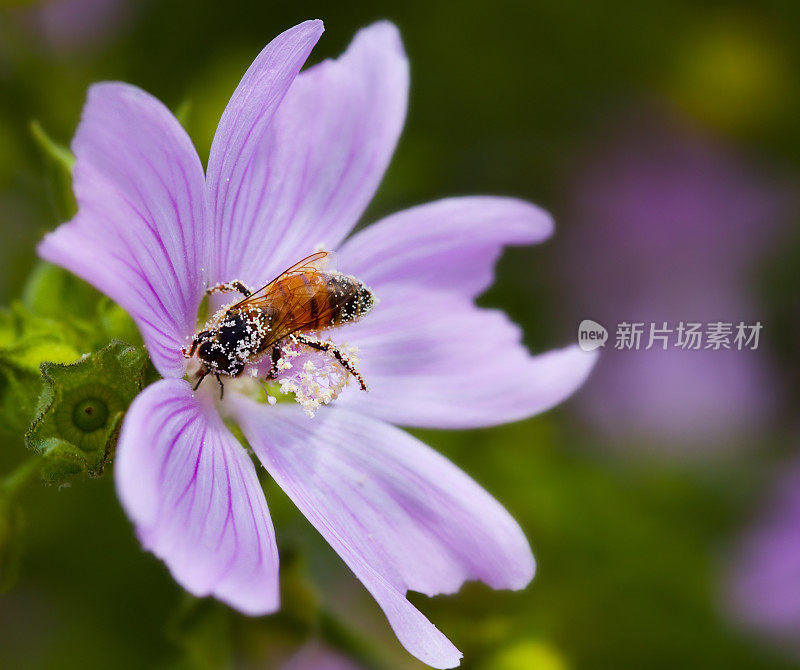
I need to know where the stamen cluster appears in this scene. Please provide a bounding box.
[273,337,360,416]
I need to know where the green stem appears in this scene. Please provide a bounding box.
[1,457,40,499]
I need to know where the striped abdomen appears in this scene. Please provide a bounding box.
[249,271,375,351]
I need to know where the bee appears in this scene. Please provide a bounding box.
[184,251,374,398]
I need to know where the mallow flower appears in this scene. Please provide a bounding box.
[38,20,595,668]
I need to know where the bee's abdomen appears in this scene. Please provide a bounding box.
[325,274,375,328]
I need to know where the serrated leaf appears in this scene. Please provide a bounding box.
[0,360,47,436]
[25,340,147,485]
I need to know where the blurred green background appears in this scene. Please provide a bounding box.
[1,1,800,668]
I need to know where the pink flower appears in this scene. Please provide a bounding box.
[21,0,132,52]
[725,457,800,656]
[38,20,594,668]
[282,642,365,670]
[559,109,788,453]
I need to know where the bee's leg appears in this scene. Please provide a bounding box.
[193,370,208,391]
[205,281,253,298]
[268,345,282,379]
[215,374,224,400]
[292,333,368,391]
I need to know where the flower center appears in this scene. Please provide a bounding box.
[185,263,374,413]
[54,383,120,452]
[271,340,358,417]
[72,398,109,432]
[187,339,360,418]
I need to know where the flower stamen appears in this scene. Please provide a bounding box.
[272,338,361,417]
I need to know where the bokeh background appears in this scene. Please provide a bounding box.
[1,1,800,668]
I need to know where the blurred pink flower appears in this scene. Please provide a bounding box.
[560,108,791,453]
[24,0,131,52]
[725,456,800,655]
[283,642,364,670]
[38,20,594,668]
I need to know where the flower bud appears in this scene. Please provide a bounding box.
[25,340,146,484]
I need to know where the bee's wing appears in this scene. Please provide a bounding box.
[234,252,351,349]
[233,251,334,309]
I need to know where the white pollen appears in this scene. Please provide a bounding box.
[272,340,355,417]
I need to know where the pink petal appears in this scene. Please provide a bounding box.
[206,19,323,284]
[115,380,279,615]
[337,196,553,299]
[38,83,208,378]
[329,196,591,427]
[231,399,536,669]
[726,457,800,642]
[335,285,596,428]
[211,21,408,288]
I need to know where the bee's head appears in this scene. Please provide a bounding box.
[188,329,244,377]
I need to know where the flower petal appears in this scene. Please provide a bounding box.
[231,399,535,669]
[206,19,323,283]
[337,197,553,299]
[38,82,208,378]
[115,380,279,615]
[335,286,595,428]
[212,21,408,287]
[331,197,591,428]
[725,457,800,641]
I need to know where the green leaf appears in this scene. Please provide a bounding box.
[25,340,147,485]
[22,262,142,349]
[22,261,101,322]
[95,297,142,346]
[0,303,84,369]
[0,303,84,435]
[0,262,146,440]
[0,362,45,436]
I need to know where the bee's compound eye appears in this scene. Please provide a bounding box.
[197,341,214,358]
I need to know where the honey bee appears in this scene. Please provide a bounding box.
[184,251,374,397]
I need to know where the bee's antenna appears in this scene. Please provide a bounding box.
[193,371,208,391]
